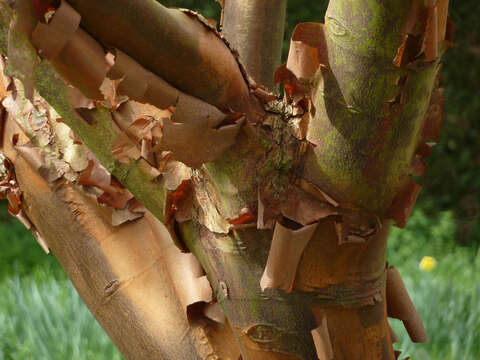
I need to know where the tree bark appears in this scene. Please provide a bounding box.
[221,0,287,89]
[0,0,450,359]
[2,117,240,360]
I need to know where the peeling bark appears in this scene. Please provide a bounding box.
[2,110,241,360]
[0,0,450,359]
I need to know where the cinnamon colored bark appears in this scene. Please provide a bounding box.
[0,0,449,359]
[2,112,241,360]
[66,0,262,118]
[222,0,287,89]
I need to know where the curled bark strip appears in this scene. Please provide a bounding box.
[310,316,333,360]
[106,49,178,110]
[203,302,226,325]
[29,0,108,100]
[146,212,213,321]
[78,153,115,195]
[275,22,327,112]
[31,0,80,60]
[15,141,44,170]
[334,210,379,246]
[287,23,328,82]
[106,49,245,168]
[260,221,318,293]
[295,178,377,245]
[280,186,337,226]
[111,206,143,227]
[395,0,450,68]
[227,208,257,230]
[160,115,244,169]
[388,180,421,229]
[296,178,339,207]
[256,190,274,230]
[165,179,192,225]
[386,267,428,343]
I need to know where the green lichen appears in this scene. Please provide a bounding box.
[30,61,168,222]
[0,1,12,55]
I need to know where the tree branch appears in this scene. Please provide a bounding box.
[2,111,241,360]
[221,0,287,90]
[1,0,450,358]
[66,0,262,117]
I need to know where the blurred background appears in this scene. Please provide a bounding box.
[1,0,478,359]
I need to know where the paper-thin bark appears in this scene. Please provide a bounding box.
[66,0,262,118]
[2,113,241,360]
[0,0,449,359]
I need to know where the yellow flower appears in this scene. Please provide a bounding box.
[419,256,437,272]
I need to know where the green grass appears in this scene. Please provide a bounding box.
[0,200,122,360]
[0,206,478,359]
[388,210,480,360]
[0,202,61,281]
[0,269,122,360]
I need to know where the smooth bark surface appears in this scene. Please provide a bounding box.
[222,0,287,89]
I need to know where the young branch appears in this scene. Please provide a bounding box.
[221,0,287,90]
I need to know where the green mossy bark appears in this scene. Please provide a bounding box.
[0,1,11,55]
[179,221,318,359]
[32,63,168,221]
[0,1,170,224]
[305,0,441,212]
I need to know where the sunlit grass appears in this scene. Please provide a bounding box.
[0,269,122,360]
[388,209,480,360]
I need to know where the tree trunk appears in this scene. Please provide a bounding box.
[0,0,450,359]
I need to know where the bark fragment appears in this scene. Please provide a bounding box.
[311,316,334,360]
[147,212,214,321]
[30,1,108,100]
[260,221,318,293]
[388,180,422,229]
[386,267,428,343]
[280,186,337,226]
[31,0,80,60]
